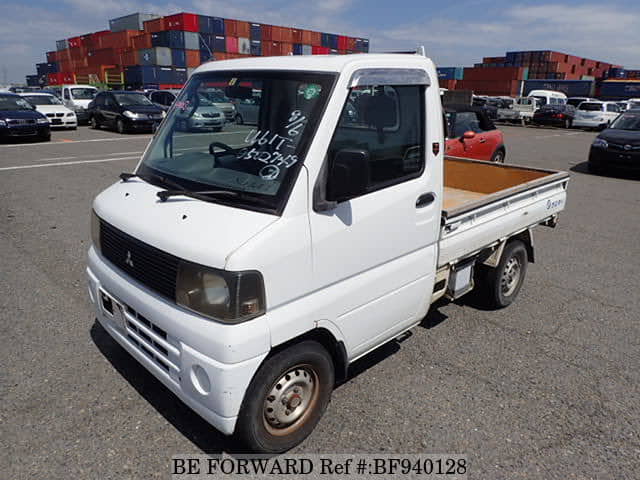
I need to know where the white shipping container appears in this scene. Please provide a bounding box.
[139,47,172,66]
[238,37,251,55]
[184,32,200,51]
[109,13,160,32]
[302,45,312,55]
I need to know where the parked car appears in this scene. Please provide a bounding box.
[616,101,631,111]
[233,96,260,125]
[88,90,165,134]
[59,84,98,124]
[527,89,567,107]
[0,93,50,142]
[88,53,569,453]
[445,104,506,162]
[627,98,640,110]
[573,101,622,130]
[497,96,540,124]
[566,97,597,108]
[200,88,236,122]
[588,109,640,174]
[145,89,178,111]
[19,92,77,129]
[174,92,225,132]
[532,104,576,128]
[472,96,498,120]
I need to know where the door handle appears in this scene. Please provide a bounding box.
[479,138,487,143]
[416,192,435,208]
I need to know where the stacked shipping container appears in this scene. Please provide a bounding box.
[27,11,369,88]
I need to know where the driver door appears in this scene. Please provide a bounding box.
[309,75,440,358]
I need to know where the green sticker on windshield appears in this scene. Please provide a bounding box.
[300,83,321,100]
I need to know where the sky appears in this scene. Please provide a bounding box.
[1,0,639,83]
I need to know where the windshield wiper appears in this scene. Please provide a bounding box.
[120,172,185,191]
[156,189,239,202]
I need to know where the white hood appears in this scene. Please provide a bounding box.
[93,179,278,270]
[36,104,74,116]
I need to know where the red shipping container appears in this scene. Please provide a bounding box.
[347,37,356,51]
[87,48,118,67]
[99,30,138,50]
[87,30,111,50]
[270,26,283,42]
[301,30,314,45]
[292,28,303,43]
[69,47,87,60]
[310,31,322,46]
[68,36,83,48]
[185,50,200,68]
[226,36,239,53]
[143,17,166,34]
[337,36,348,50]
[225,19,238,37]
[165,13,199,32]
[46,51,58,63]
[132,34,152,50]
[312,46,330,55]
[280,27,293,43]
[120,49,138,66]
[236,21,250,38]
[58,59,73,72]
[261,25,273,41]
[261,41,277,56]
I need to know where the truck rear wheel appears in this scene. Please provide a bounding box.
[477,240,528,309]
[235,341,334,453]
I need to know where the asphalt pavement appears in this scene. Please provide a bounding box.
[1,124,639,479]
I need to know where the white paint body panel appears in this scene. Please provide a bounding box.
[88,54,567,436]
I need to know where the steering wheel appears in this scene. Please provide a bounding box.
[209,141,236,168]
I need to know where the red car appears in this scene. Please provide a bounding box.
[444,104,506,162]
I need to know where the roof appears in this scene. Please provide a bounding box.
[193,53,434,76]
[17,92,54,96]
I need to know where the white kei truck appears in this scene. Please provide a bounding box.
[87,50,569,453]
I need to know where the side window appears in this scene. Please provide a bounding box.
[328,85,425,195]
[607,104,619,112]
[452,112,480,137]
[93,93,104,106]
[63,89,70,100]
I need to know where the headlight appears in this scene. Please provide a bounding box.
[36,118,49,124]
[66,112,76,117]
[91,210,101,252]
[0,119,6,126]
[192,112,203,119]
[176,261,266,323]
[161,110,166,118]
[123,110,139,119]
[592,138,608,149]
[73,105,85,112]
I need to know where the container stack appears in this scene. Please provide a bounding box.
[456,67,529,97]
[25,11,369,89]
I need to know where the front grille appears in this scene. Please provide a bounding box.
[100,219,179,300]
[609,142,640,152]
[8,119,36,125]
[46,113,65,118]
[202,112,221,118]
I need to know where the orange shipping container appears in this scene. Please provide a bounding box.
[225,19,238,36]
[261,25,273,41]
[292,28,303,43]
[143,17,166,34]
[301,30,314,45]
[186,50,200,68]
[280,42,293,56]
[236,21,250,38]
[99,30,138,49]
[309,31,322,46]
[132,33,152,50]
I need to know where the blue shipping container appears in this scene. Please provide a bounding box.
[151,31,171,48]
[321,33,331,48]
[212,17,225,35]
[198,15,213,34]
[213,35,226,52]
[157,67,175,84]
[125,66,158,85]
[37,62,59,76]
[437,67,464,80]
[523,80,595,97]
[600,82,640,100]
[250,40,261,56]
[200,49,213,63]
[174,68,188,84]
[328,34,339,49]
[293,44,303,55]
[250,23,261,41]
[172,49,186,67]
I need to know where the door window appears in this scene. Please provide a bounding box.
[452,112,481,136]
[63,89,70,100]
[327,85,424,195]
[606,104,620,112]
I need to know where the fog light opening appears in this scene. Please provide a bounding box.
[190,365,211,395]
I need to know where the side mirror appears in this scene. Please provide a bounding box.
[326,149,370,204]
[462,130,476,140]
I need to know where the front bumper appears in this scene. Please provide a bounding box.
[589,147,640,171]
[125,117,163,130]
[573,118,606,128]
[189,117,224,130]
[0,124,49,138]
[532,117,566,127]
[86,246,270,435]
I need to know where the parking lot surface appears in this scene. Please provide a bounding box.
[1,125,639,479]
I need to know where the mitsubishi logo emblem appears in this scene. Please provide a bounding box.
[125,251,134,268]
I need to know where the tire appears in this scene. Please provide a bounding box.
[90,116,100,130]
[235,114,244,125]
[116,119,127,134]
[235,341,335,453]
[39,132,51,142]
[213,126,223,132]
[476,240,528,309]
[490,149,505,163]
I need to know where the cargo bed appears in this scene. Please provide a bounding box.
[438,157,569,267]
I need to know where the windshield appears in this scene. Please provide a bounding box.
[629,101,640,109]
[0,95,33,111]
[610,112,640,130]
[114,93,154,106]
[139,70,336,213]
[567,98,586,107]
[201,89,231,103]
[579,102,604,111]
[22,95,62,106]
[531,96,547,106]
[71,88,97,100]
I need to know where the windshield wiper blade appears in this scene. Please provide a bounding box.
[120,172,185,191]
[156,189,239,202]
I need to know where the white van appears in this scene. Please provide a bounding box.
[60,84,98,124]
[527,89,567,107]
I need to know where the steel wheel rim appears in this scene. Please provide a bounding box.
[501,256,521,296]
[494,152,503,163]
[263,364,319,436]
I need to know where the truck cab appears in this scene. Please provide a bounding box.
[61,84,98,124]
[527,89,567,107]
[88,53,568,453]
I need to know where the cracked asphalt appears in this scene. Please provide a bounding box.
[1,124,639,479]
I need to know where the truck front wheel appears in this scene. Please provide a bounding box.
[235,341,335,453]
[477,240,528,309]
